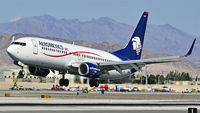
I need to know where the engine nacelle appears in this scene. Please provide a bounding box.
[28,66,50,77]
[78,62,101,78]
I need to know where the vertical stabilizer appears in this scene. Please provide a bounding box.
[112,11,148,60]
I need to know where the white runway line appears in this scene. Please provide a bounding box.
[0,98,199,104]
[0,106,193,111]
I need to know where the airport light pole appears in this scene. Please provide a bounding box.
[157,75,160,84]
[196,72,199,85]
[145,66,148,85]
[140,70,143,84]
[194,60,200,85]
[197,67,200,85]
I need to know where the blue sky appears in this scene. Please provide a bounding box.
[1,0,200,36]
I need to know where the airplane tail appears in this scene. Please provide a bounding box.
[112,11,148,60]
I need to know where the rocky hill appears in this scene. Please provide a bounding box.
[0,15,199,63]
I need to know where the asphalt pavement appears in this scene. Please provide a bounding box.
[0,105,198,113]
[0,90,199,113]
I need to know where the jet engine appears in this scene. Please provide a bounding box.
[28,66,50,77]
[78,62,101,78]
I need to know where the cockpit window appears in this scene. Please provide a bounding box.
[11,42,26,46]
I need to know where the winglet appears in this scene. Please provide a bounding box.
[182,38,196,57]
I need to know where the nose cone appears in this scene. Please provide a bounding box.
[7,45,15,58]
[7,46,11,55]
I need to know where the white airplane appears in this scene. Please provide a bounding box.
[6,11,196,87]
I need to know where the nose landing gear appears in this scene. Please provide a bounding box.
[14,61,25,78]
[18,70,25,78]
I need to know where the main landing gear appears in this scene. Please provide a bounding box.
[89,79,99,87]
[59,73,69,87]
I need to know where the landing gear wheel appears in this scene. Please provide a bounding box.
[89,79,94,87]
[59,79,64,86]
[63,79,69,87]
[89,79,99,87]
[18,70,25,78]
[59,79,69,87]
[94,80,99,87]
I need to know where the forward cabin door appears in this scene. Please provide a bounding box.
[32,40,38,54]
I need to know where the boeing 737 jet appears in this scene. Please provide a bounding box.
[6,11,196,87]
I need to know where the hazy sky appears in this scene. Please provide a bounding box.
[1,0,200,36]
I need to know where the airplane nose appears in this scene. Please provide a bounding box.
[6,46,14,57]
[7,45,20,61]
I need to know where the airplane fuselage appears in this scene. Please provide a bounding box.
[7,37,133,80]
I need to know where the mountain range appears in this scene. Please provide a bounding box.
[0,15,199,63]
[0,15,199,76]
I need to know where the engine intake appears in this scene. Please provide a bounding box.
[78,62,101,78]
[28,66,50,77]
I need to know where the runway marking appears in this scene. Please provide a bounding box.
[0,98,199,105]
[0,106,195,111]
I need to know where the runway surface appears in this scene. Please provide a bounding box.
[0,90,199,113]
[0,90,200,100]
[0,105,199,113]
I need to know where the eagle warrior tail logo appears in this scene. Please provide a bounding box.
[132,36,141,55]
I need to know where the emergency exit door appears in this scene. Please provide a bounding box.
[32,40,38,54]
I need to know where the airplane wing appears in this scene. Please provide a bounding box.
[99,38,196,73]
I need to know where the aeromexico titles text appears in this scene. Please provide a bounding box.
[39,41,64,50]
